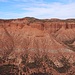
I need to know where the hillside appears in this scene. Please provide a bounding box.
[0,17,75,75]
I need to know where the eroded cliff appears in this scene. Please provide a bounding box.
[0,17,75,75]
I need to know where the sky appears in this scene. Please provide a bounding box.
[0,0,75,19]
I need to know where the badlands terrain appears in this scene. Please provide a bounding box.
[0,17,75,75]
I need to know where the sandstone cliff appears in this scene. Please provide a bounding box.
[0,17,75,57]
[0,17,75,75]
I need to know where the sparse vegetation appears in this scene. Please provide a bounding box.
[0,18,75,75]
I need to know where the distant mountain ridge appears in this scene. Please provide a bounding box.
[0,17,75,59]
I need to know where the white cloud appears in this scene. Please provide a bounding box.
[21,2,75,19]
[0,0,8,2]
[13,0,43,3]
[57,0,75,3]
[0,1,75,19]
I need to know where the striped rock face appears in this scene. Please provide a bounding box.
[0,17,75,75]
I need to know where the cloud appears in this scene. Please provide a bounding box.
[56,0,75,3]
[13,0,43,3]
[0,0,75,19]
[0,0,8,2]
[21,2,75,19]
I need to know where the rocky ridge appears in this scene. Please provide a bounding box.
[0,17,75,75]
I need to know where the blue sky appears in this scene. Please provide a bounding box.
[0,0,75,19]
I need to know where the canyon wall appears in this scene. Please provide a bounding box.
[0,17,75,75]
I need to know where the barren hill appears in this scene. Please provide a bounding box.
[0,17,75,75]
[0,17,75,58]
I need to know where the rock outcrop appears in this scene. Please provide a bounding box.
[0,17,75,75]
[0,17,75,57]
